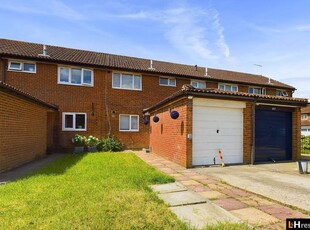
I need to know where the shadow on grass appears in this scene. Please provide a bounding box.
[28,153,86,176]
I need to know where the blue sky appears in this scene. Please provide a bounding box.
[1,0,310,99]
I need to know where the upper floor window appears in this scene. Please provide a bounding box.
[191,80,206,89]
[276,89,288,97]
[119,114,139,131]
[248,87,266,95]
[219,83,238,92]
[62,112,87,131]
[8,61,36,73]
[159,77,176,87]
[112,73,142,90]
[301,114,308,120]
[58,67,93,86]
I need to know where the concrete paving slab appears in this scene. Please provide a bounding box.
[158,190,207,207]
[150,182,187,194]
[170,203,240,229]
[230,207,279,226]
[186,184,211,192]
[199,191,227,200]
[213,198,248,211]
[180,180,201,186]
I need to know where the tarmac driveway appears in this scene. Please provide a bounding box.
[192,162,310,212]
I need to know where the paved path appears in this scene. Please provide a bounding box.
[136,152,310,230]
[193,163,310,212]
[0,153,66,185]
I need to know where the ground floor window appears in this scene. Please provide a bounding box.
[119,115,139,131]
[62,112,87,131]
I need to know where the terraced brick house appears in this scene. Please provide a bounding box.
[0,38,308,169]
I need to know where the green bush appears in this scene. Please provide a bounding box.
[301,135,310,150]
[97,136,123,152]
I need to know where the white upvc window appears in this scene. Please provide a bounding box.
[8,61,36,73]
[248,87,266,95]
[218,83,238,92]
[112,73,142,90]
[62,113,87,131]
[58,67,93,86]
[119,115,139,131]
[301,114,308,120]
[276,89,289,97]
[191,80,206,89]
[159,77,176,87]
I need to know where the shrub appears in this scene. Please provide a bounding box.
[301,135,310,150]
[86,135,99,147]
[72,134,86,147]
[97,136,123,152]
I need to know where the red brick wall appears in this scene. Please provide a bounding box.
[243,102,253,164]
[0,91,50,172]
[2,58,297,150]
[149,98,191,167]
[4,60,192,149]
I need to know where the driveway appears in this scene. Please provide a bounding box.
[192,162,310,212]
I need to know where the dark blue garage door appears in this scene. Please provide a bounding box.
[255,106,292,162]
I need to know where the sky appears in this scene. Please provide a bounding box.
[1,0,310,99]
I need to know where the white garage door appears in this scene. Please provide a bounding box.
[192,99,245,166]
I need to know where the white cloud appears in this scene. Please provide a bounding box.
[114,6,231,63]
[0,0,85,21]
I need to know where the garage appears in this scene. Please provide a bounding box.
[192,98,246,166]
[255,106,293,162]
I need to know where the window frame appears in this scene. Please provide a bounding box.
[276,89,289,97]
[112,72,142,91]
[62,112,87,131]
[8,60,36,73]
[191,80,206,89]
[301,114,308,120]
[248,86,266,95]
[159,77,176,87]
[119,114,139,132]
[218,83,238,92]
[58,66,94,87]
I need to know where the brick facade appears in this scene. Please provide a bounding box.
[0,90,52,172]
[149,97,191,167]
[148,97,302,168]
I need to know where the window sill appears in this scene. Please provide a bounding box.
[112,87,142,91]
[8,69,36,74]
[58,82,94,87]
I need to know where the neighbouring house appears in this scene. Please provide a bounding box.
[0,38,308,169]
[0,81,58,172]
[301,105,310,136]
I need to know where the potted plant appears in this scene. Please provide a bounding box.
[86,135,99,152]
[72,134,86,153]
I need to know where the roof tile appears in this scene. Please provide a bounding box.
[0,38,294,89]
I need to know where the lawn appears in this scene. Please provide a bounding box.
[0,153,189,229]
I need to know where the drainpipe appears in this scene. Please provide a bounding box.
[250,100,256,164]
[1,57,6,82]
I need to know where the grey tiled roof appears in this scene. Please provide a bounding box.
[0,38,294,89]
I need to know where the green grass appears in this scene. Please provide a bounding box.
[301,149,310,154]
[0,153,252,230]
[0,153,189,229]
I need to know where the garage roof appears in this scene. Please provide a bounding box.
[0,38,294,89]
[144,84,308,112]
[0,81,58,110]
